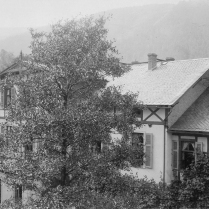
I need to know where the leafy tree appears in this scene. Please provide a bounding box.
[0,16,144,208]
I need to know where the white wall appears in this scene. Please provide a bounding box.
[125,124,165,183]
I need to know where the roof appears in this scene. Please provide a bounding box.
[170,87,209,132]
[0,62,24,78]
[109,58,209,105]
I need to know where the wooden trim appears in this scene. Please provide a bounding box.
[141,110,143,121]
[171,131,209,136]
[143,108,160,121]
[178,135,180,179]
[207,136,209,156]
[141,121,165,125]
[146,105,171,108]
[179,138,196,142]
[148,108,164,122]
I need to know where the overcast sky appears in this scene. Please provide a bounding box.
[1,0,187,28]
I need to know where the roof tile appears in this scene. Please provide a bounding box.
[110,58,209,105]
[170,88,209,132]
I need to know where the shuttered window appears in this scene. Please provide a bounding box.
[4,88,11,108]
[15,185,22,201]
[0,89,4,109]
[195,142,203,163]
[132,132,153,169]
[172,140,179,177]
[145,133,153,168]
[11,87,16,106]
[90,141,102,154]
[2,87,16,108]
[0,126,4,147]
[0,126,4,135]
[24,138,34,159]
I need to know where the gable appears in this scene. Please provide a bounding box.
[170,87,209,132]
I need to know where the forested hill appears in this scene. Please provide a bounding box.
[104,0,209,62]
[1,0,209,62]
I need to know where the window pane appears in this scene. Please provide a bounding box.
[173,151,178,169]
[132,133,143,146]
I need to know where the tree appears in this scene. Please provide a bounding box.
[161,155,209,209]
[0,16,143,208]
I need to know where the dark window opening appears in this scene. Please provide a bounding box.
[181,142,195,170]
[132,133,144,166]
[15,185,22,201]
[4,88,11,108]
[91,141,102,154]
[132,133,144,147]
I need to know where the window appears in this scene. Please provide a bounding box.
[0,125,4,135]
[181,142,195,169]
[172,139,203,178]
[132,133,153,168]
[90,141,102,154]
[25,143,33,152]
[132,107,143,121]
[5,88,11,108]
[5,126,12,146]
[15,185,22,201]
[0,87,16,109]
[24,141,33,159]
[0,89,4,109]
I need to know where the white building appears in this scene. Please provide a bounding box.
[1,53,209,203]
[111,53,209,183]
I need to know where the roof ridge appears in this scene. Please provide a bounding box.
[131,57,209,66]
[164,57,209,62]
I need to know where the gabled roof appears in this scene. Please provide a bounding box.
[0,62,23,77]
[110,58,209,105]
[170,87,209,132]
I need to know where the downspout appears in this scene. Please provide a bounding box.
[163,124,166,184]
[163,110,168,184]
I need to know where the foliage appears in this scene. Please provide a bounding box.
[159,155,209,209]
[0,15,145,208]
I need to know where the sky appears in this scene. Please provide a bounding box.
[0,0,186,28]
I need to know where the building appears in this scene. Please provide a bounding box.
[111,53,209,183]
[0,62,28,203]
[1,53,209,203]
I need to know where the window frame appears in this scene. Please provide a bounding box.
[14,184,22,202]
[131,132,153,169]
[172,136,204,179]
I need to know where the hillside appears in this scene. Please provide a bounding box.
[1,0,209,62]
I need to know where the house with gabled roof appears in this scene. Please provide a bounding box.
[111,53,209,183]
[0,53,209,205]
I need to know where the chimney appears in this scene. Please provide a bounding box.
[148,53,157,70]
[166,57,175,61]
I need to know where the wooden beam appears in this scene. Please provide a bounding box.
[141,121,165,125]
[148,107,164,122]
[143,108,159,121]
[207,136,209,156]
[171,131,209,136]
